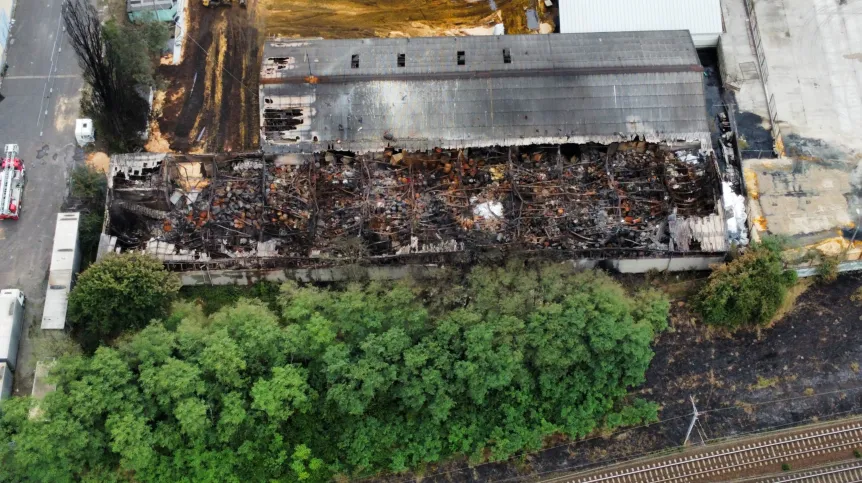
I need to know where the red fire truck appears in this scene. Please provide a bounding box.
[0,144,25,220]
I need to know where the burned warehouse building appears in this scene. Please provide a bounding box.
[101,31,731,272]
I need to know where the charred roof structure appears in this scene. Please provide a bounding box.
[101,143,726,271]
[100,31,727,274]
[259,31,711,153]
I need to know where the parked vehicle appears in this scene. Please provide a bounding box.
[0,144,25,220]
[0,289,26,372]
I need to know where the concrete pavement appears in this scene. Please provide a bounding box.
[733,0,862,246]
[0,0,82,395]
[754,0,862,154]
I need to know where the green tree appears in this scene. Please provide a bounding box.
[63,0,152,151]
[697,239,798,329]
[67,253,181,349]
[103,19,171,88]
[70,165,107,201]
[69,165,108,267]
[1,265,668,480]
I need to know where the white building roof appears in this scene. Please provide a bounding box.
[558,0,723,48]
[42,270,73,330]
[49,213,81,272]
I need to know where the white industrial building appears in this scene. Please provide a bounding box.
[42,213,82,330]
[557,0,723,49]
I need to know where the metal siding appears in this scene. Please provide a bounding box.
[559,0,722,47]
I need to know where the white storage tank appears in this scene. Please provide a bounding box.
[0,289,26,372]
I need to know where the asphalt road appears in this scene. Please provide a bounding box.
[0,0,83,395]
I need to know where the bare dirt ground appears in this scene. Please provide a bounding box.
[376,273,862,482]
[261,0,529,39]
[155,0,542,153]
[157,0,262,153]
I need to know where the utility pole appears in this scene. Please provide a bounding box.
[683,395,700,446]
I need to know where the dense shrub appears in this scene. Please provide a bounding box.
[68,253,181,350]
[815,254,840,283]
[696,239,797,329]
[1,264,668,480]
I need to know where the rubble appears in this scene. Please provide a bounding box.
[715,109,750,246]
[105,142,727,267]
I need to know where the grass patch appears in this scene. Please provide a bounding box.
[851,287,862,305]
[735,401,755,415]
[768,278,813,325]
[750,376,779,390]
[179,281,281,315]
[852,362,860,373]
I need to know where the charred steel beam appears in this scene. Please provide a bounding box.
[260,64,705,85]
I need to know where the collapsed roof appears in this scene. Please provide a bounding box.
[259,31,711,154]
[102,142,726,270]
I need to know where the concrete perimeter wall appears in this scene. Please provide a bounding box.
[179,256,723,286]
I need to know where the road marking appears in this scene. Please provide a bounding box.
[36,13,65,132]
[4,74,79,79]
[0,228,5,240]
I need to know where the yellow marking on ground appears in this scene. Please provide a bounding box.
[743,167,760,200]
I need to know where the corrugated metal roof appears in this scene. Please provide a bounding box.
[49,213,80,273]
[558,0,722,48]
[260,32,710,154]
[262,31,699,81]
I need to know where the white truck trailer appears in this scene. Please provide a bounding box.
[42,213,82,330]
[0,289,25,371]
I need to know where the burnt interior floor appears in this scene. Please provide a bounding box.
[104,141,727,268]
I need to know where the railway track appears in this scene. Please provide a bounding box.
[755,460,862,482]
[552,423,862,483]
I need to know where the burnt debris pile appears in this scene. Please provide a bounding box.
[105,142,726,266]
